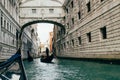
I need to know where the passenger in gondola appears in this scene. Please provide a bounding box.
[27,50,33,62]
[46,47,49,57]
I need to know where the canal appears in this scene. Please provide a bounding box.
[23,58,120,80]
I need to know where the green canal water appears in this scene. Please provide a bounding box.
[23,58,120,80]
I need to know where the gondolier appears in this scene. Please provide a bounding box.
[40,47,54,63]
[46,47,49,57]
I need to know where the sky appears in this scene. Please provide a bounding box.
[37,23,54,43]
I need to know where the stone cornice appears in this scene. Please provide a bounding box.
[20,17,63,19]
[20,6,62,8]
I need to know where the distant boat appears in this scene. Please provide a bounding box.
[0,48,27,80]
[40,54,54,63]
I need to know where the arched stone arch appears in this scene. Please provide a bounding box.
[18,20,66,48]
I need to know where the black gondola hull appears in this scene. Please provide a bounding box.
[40,54,54,63]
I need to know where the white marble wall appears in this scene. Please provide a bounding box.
[0,1,20,60]
[56,0,120,59]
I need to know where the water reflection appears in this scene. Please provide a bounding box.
[24,58,120,80]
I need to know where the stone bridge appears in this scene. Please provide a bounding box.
[19,0,65,27]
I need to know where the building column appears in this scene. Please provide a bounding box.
[0,9,2,56]
[0,10,1,42]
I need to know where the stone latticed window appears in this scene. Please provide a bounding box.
[49,9,54,13]
[32,9,36,13]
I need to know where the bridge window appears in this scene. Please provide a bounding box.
[32,9,36,13]
[49,9,54,13]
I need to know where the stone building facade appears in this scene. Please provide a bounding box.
[20,24,38,59]
[49,32,53,52]
[0,0,20,60]
[55,0,120,59]
[0,0,38,60]
[31,24,39,57]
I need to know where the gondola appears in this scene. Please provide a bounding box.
[0,48,27,80]
[40,54,54,63]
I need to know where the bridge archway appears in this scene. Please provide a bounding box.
[19,20,66,48]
